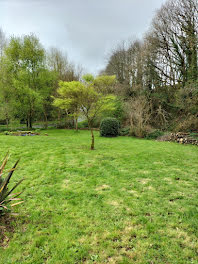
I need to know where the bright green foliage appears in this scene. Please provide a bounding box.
[79,75,116,126]
[100,117,120,137]
[71,80,116,149]
[2,34,56,128]
[112,97,125,122]
[79,90,116,126]
[82,73,95,83]
[0,58,14,127]
[93,75,116,94]
[53,81,85,130]
[0,153,23,214]
[12,72,43,121]
[38,69,57,128]
[54,81,84,110]
[54,75,117,148]
[0,130,197,263]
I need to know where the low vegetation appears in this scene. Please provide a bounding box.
[0,0,197,263]
[100,117,120,137]
[0,0,197,136]
[0,153,23,215]
[0,130,197,263]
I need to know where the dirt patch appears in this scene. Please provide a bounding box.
[146,186,155,191]
[95,184,110,191]
[62,179,70,188]
[0,214,15,247]
[107,256,123,263]
[128,190,139,196]
[107,200,119,207]
[138,178,150,185]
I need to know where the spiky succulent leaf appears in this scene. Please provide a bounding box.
[0,156,23,214]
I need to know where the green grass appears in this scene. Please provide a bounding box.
[0,129,198,264]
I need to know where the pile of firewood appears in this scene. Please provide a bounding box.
[169,132,198,146]
[158,132,198,146]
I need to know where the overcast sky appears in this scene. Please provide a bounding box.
[0,0,166,74]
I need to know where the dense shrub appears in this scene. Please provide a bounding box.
[56,119,74,129]
[175,115,198,132]
[78,119,100,129]
[119,127,130,136]
[146,130,164,140]
[100,117,120,137]
[130,125,152,138]
[0,127,9,132]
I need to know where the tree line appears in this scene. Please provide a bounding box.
[0,32,82,129]
[103,0,198,135]
[0,0,197,136]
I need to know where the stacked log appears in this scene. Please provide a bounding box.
[169,132,198,146]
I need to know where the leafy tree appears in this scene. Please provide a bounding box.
[78,78,115,149]
[93,75,116,94]
[54,75,116,149]
[4,34,56,128]
[53,81,84,131]
[0,57,13,128]
[12,72,43,128]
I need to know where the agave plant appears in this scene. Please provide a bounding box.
[0,153,24,214]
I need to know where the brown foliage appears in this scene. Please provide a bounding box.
[126,96,152,138]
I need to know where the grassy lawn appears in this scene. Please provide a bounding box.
[0,129,198,264]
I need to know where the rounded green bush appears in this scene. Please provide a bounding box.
[100,117,120,137]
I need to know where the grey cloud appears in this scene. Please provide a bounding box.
[0,0,166,74]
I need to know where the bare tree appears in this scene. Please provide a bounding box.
[104,40,148,96]
[0,28,6,59]
[151,0,198,87]
[126,96,152,138]
[47,47,82,82]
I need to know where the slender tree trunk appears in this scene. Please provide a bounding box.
[64,114,67,128]
[75,118,78,131]
[88,119,95,150]
[5,113,9,130]
[6,119,9,130]
[27,115,32,130]
[44,112,48,129]
[57,109,61,128]
[29,116,32,129]
[90,128,95,150]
